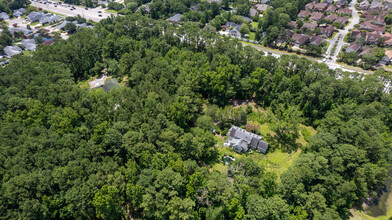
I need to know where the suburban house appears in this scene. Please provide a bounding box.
[310,12,324,21]
[326,4,336,13]
[336,16,349,25]
[293,33,310,46]
[225,125,269,154]
[21,39,37,51]
[90,77,121,92]
[4,46,22,57]
[9,27,32,35]
[13,8,25,17]
[370,0,382,10]
[298,10,311,18]
[320,26,335,37]
[336,0,347,8]
[0,12,9,20]
[337,8,352,16]
[255,4,269,12]
[360,21,385,34]
[310,35,324,46]
[314,3,327,11]
[379,50,392,64]
[288,21,298,28]
[325,14,337,22]
[346,43,361,53]
[305,2,314,10]
[382,33,392,41]
[359,47,373,57]
[302,21,317,31]
[359,0,370,10]
[225,22,242,38]
[323,0,334,5]
[39,14,62,25]
[168,13,182,23]
[366,31,381,44]
[351,29,365,39]
[27,11,44,22]
[385,38,392,46]
[250,8,258,17]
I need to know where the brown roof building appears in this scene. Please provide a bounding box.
[346,43,361,53]
[326,4,336,13]
[310,12,325,21]
[298,10,311,18]
[320,26,335,37]
[310,35,324,46]
[314,3,327,11]
[302,21,318,30]
[293,33,310,46]
[325,14,337,22]
[305,2,314,10]
[337,8,352,15]
[366,31,381,44]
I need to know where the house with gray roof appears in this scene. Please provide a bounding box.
[225,125,269,154]
[39,14,62,24]
[9,27,32,35]
[27,11,44,22]
[4,46,22,57]
[13,8,25,17]
[168,13,182,23]
[21,39,37,51]
[90,77,121,92]
[0,12,9,20]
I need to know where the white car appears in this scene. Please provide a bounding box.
[323,58,327,62]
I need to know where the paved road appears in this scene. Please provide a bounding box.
[31,1,112,22]
[326,0,360,62]
[244,43,373,74]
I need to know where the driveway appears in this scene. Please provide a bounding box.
[30,1,113,22]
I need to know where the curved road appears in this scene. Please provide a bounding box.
[326,0,360,62]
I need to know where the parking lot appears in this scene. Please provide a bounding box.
[30,0,112,22]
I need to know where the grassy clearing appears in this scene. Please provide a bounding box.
[211,106,317,179]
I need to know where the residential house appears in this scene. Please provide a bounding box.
[359,46,373,56]
[326,4,336,13]
[337,8,352,16]
[359,0,370,10]
[320,25,335,37]
[336,0,347,8]
[366,31,381,44]
[9,27,32,35]
[293,33,310,46]
[379,50,392,64]
[27,11,44,22]
[3,46,22,57]
[250,8,258,17]
[225,22,242,38]
[351,29,365,39]
[323,0,334,5]
[21,39,37,51]
[298,10,311,18]
[90,77,121,92]
[13,8,25,17]
[225,126,269,154]
[302,21,318,30]
[288,21,298,28]
[314,3,327,11]
[364,15,385,26]
[305,2,314,10]
[39,14,62,25]
[346,43,361,53]
[0,12,9,20]
[168,13,182,23]
[310,12,324,21]
[325,14,337,22]
[310,35,324,46]
[370,0,382,10]
[385,38,392,46]
[382,33,392,41]
[336,16,349,25]
[255,4,269,12]
[360,21,385,34]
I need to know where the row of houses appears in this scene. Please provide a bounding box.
[26,11,63,24]
[358,0,392,10]
[0,8,26,20]
[345,42,392,64]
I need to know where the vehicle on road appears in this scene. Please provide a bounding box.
[85,7,88,10]
[98,14,102,17]
[98,11,102,13]
[267,52,272,55]
[323,58,327,62]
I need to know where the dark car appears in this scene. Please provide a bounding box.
[98,14,102,17]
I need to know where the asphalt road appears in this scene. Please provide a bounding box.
[244,43,373,74]
[326,0,360,62]
[31,1,112,22]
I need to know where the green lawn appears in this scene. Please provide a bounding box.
[248,32,256,41]
[23,50,33,56]
[251,22,258,29]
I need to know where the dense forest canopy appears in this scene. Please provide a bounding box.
[0,13,392,219]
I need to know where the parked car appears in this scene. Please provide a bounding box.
[98,14,102,17]
[98,11,102,13]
